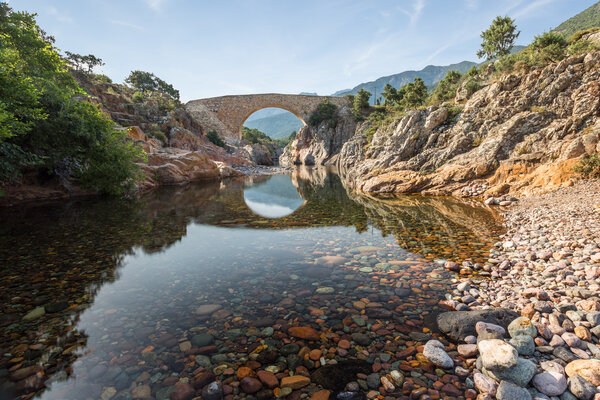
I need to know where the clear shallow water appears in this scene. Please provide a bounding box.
[0,169,502,399]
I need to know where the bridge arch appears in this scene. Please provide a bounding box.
[186,94,349,139]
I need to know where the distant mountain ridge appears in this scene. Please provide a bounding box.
[332,61,477,102]
[553,1,600,38]
[244,111,304,139]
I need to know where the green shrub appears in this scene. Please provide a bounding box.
[465,79,482,96]
[92,74,112,84]
[430,70,462,104]
[0,4,145,195]
[125,70,180,101]
[445,105,463,122]
[148,130,167,144]
[467,65,479,77]
[308,99,338,127]
[132,91,145,103]
[574,153,600,178]
[206,130,225,148]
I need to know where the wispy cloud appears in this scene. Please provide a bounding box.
[110,20,145,31]
[513,0,555,18]
[47,7,73,23]
[144,0,168,11]
[398,0,426,27]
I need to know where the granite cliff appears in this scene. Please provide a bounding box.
[281,50,600,199]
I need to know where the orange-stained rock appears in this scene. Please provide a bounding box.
[288,326,320,341]
[281,375,311,389]
[256,370,278,389]
[309,349,322,361]
[310,389,331,400]
[127,126,148,141]
[237,366,255,380]
[565,359,600,386]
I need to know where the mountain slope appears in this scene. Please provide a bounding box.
[244,111,304,139]
[333,61,477,102]
[553,1,600,37]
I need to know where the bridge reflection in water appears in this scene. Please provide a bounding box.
[243,175,305,218]
[0,167,503,399]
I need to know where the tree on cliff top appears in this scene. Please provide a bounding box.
[0,2,145,195]
[125,70,180,101]
[477,16,520,60]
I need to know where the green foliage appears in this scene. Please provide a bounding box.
[477,16,520,60]
[445,105,463,122]
[568,27,600,43]
[132,91,145,103]
[430,70,462,104]
[401,77,428,108]
[574,153,600,178]
[125,70,180,101]
[206,130,225,148]
[464,79,482,96]
[364,110,386,143]
[148,130,167,144]
[353,89,371,119]
[242,126,291,153]
[77,127,147,196]
[64,51,104,74]
[0,142,44,181]
[0,3,144,195]
[308,99,338,127]
[466,65,479,77]
[553,2,600,38]
[530,31,568,63]
[494,27,599,75]
[91,73,112,84]
[382,84,401,106]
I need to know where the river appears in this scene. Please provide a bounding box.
[0,168,502,399]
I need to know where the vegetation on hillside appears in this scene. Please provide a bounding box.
[308,99,339,127]
[206,130,225,148]
[242,127,294,154]
[358,13,599,147]
[553,1,600,38]
[574,153,600,179]
[0,3,145,195]
[477,16,520,60]
[243,111,304,139]
[125,70,180,101]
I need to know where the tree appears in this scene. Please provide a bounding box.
[64,51,105,73]
[353,89,371,118]
[308,99,338,127]
[0,3,144,194]
[382,84,400,106]
[477,16,520,60]
[430,70,462,104]
[125,70,180,101]
[402,78,428,108]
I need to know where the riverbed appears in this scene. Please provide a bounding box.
[0,168,503,400]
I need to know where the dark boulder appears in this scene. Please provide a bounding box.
[437,309,518,342]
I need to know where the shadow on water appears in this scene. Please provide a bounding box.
[0,167,502,399]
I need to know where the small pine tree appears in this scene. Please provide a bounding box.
[477,16,520,60]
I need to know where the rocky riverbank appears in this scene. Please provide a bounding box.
[428,180,600,399]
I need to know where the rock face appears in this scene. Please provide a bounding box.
[244,144,273,165]
[336,52,600,197]
[437,309,518,342]
[279,105,356,167]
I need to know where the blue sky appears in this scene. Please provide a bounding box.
[11,0,598,101]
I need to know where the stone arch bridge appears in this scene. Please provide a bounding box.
[186,94,349,139]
